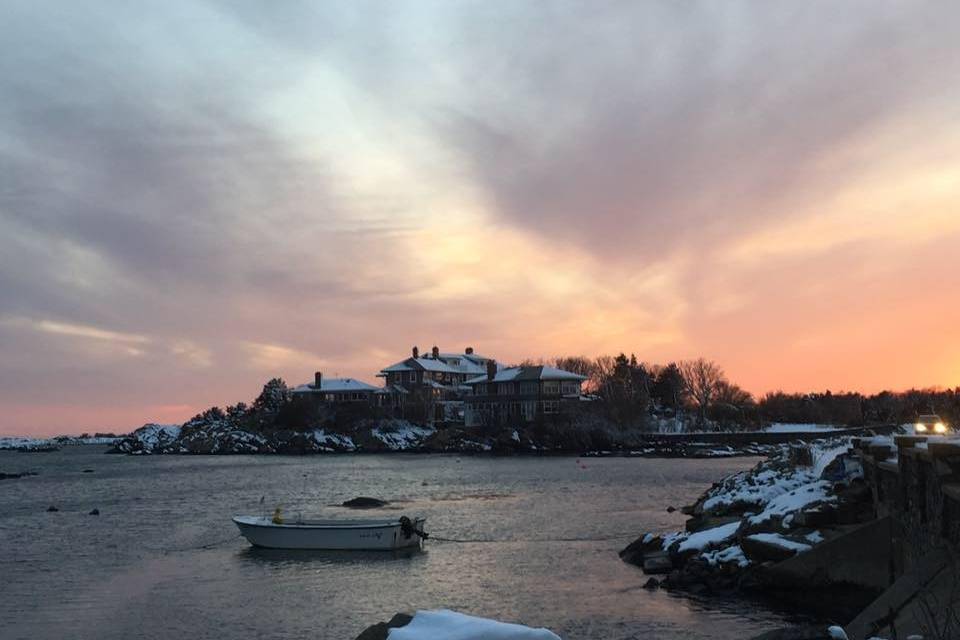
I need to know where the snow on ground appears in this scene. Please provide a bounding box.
[747,479,834,526]
[701,465,818,515]
[805,530,825,544]
[745,532,813,554]
[310,430,357,451]
[371,422,435,451]
[700,544,750,568]
[811,441,854,478]
[676,521,741,552]
[133,424,182,448]
[765,423,845,433]
[0,436,52,450]
[388,610,561,640]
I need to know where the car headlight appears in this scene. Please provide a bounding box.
[916,423,927,432]
[935,422,947,433]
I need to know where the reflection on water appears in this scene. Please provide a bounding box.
[0,448,819,640]
[238,546,426,566]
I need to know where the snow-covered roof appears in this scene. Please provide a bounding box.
[464,365,587,385]
[292,378,379,393]
[374,384,410,395]
[380,357,461,374]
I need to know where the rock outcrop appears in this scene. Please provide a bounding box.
[620,438,878,603]
[354,613,413,640]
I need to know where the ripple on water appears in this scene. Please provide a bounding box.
[0,448,811,640]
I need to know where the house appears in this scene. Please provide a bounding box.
[378,346,496,423]
[291,372,379,404]
[464,362,587,427]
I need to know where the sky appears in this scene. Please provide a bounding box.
[2,1,960,436]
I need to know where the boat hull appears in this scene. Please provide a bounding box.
[232,516,426,550]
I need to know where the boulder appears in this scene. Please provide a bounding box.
[89,508,100,516]
[741,536,802,563]
[46,505,58,512]
[343,497,389,509]
[0,471,37,480]
[642,551,674,574]
[355,613,413,640]
[642,577,660,589]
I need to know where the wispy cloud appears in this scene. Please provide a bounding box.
[33,320,150,344]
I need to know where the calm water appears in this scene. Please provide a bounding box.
[0,448,812,639]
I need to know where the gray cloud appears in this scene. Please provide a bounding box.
[427,2,960,257]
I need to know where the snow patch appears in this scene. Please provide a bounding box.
[677,521,740,553]
[745,532,813,554]
[701,544,750,568]
[388,610,561,640]
[371,422,435,451]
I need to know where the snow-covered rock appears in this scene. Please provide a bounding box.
[0,436,58,451]
[621,437,872,595]
[370,422,434,451]
[386,610,561,640]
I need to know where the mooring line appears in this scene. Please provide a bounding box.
[162,532,243,554]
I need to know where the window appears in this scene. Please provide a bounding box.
[543,381,560,395]
[476,384,487,395]
[561,381,580,396]
[434,371,443,380]
[520,382,538,395]
[408,371,417,383]
[499,382,515,395]
[522,401,536,421]
[543,400,560,414]
[325,393,335,402]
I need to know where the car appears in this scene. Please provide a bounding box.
[914,414,950,435]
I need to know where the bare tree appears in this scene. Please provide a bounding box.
[678,358,726,425]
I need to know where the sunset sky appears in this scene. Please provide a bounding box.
[2,1,960,436]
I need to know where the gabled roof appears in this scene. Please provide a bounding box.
[464,365,587,385]
[380,357,464,375]
[292,378,380,393]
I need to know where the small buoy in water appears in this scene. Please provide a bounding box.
[46,506,58,512]
[89,508,100,516]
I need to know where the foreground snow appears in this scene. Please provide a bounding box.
[388,610,561,640]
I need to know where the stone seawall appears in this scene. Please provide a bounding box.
[846,435,960,639]
[637,425,897,446]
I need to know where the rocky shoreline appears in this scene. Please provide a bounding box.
[619,437,879,621]
[106,420,783,457]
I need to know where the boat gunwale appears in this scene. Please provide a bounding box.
[232,516,423,531]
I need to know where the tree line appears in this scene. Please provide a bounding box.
[524,354,960,430]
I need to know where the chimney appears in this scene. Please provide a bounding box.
[465,347,474,355]
[432,345,440,359]
[487,359,497,380]
[314,371,323,389]
[412,346,419,359]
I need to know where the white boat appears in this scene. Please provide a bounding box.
[232,515,427,550]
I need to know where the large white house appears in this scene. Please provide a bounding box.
[377,346,497,423]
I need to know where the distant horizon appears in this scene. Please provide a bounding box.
[3,2,959,437]
[5,348,959,438]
